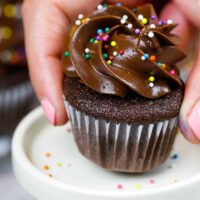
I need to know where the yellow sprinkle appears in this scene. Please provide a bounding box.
[56,162,62,167]
[134,184,141,190]
[4,4,16,18]
[149,76,155,82]
[107,60,112,65]
[1,27,13,39]
[111,41,117,47]
[141,18,148,24]
[94,40,99,44]
[81,18,87,23]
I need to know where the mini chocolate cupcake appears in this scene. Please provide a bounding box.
[62,3,186,173]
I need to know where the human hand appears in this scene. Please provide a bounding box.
[172,0,200,144]
[22,0,198,144]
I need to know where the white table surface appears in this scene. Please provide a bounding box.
[0,137,34,200]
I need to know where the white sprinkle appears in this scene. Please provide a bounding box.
[138,14,144,20]
[149,82,154,87]
[167,19,173,25]
[150,24,156,29]
[97,4,103,10]
[78,14,84,19]
[85,48,90,53]
[123,15,128,20]
[148,31,154,38]
[120,19,126,24]
[141,56,145,60]
[113,51,118,56]
[86,18,90,22]
[127,23,133,29]
[75,20,81,26]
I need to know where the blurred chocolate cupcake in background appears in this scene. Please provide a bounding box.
[0,0,38,139]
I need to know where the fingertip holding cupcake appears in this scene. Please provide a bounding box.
[179,109,200,144]
[40,98,56,126]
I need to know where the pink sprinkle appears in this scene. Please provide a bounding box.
[150,179,155,184]
[170,70,175,75]
[117,184,123,189]
[103,35,109,41]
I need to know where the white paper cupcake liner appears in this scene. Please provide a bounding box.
[65,102,178,173]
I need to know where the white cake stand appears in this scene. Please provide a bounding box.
[12,107,200,200]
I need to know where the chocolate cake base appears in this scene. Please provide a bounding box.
[64,77,184,124]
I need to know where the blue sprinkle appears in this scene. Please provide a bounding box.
[116,3,122,6]
[171,154,178,160]
[157,62,162,67]
[97,29,103,34]
[144,54,149,59]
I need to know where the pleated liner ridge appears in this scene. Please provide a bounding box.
[66,102,178,173]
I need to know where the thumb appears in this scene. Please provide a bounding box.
[179,41,200,143]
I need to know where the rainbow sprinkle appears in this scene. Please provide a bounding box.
[117,184,123,189]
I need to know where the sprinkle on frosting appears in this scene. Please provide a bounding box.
[111,41,117,47]
[167,19,173,25]
[148,31,154,38]
[170,70,175,75]
[135,29,140,34]
[141,18,148,25]
[64,51,70,57]
[63,3,186,98]
[97,4,103,10]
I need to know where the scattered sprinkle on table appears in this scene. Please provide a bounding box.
[149,179,155,184]
[44,165,50,171]
[134,184,141,190]
[117,184,123,189]
[171,154,178,160]
[56,162,62,167]
[45,152,52,158]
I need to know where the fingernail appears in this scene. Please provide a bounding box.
[187,100,200,140]
[40,98,56,125]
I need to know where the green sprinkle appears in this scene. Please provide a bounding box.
[85,54,91,59]
[103,3,108,7]
[64,51,70,57]
[89,38,95,43]
[56,162,62,167]
[157,62,162,67]
[103,53,108,59]
[105,27,110,33]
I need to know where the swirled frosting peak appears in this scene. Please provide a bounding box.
[62,3,186,98]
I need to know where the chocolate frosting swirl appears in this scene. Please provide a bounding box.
[62,4,186,98]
